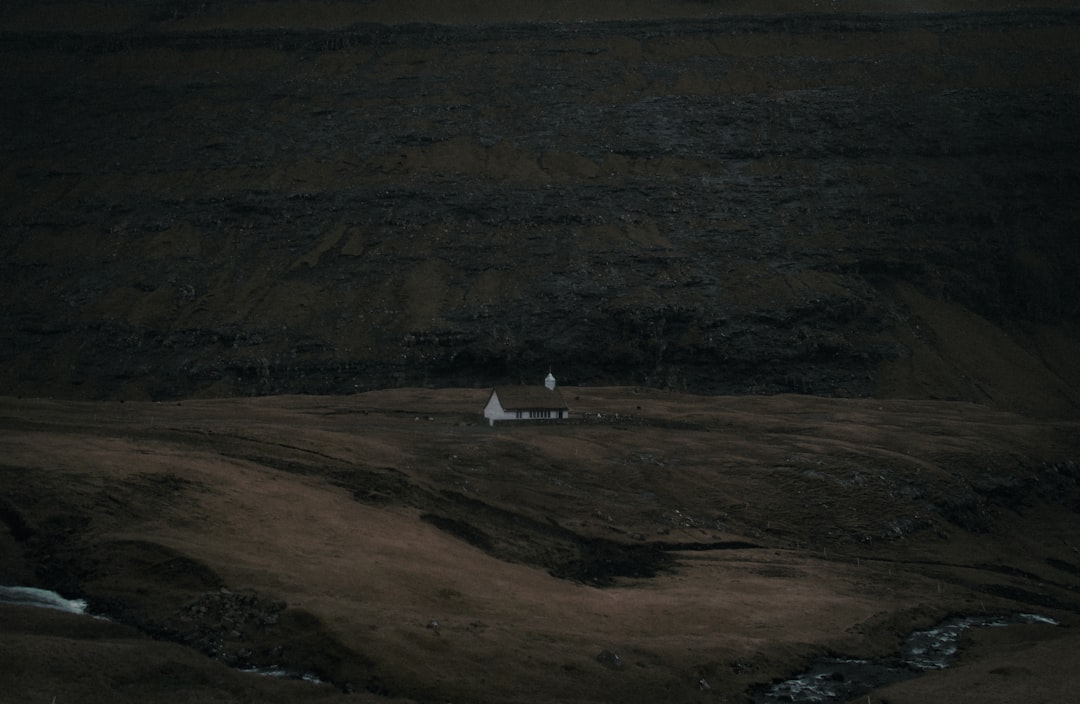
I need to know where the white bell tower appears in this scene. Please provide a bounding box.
[544,372,557,390]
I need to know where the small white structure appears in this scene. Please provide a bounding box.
[484,373,569,426]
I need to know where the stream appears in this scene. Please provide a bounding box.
[0,585,93,616]
[752,613,1059,703]
[2,585,1057,699]
[1,584,322,684]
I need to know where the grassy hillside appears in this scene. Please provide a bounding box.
[2,4,1079,698]
[1,390,1078,703]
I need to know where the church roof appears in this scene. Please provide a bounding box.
[491,385,568,411]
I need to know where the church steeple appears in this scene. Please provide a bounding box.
[544,371,556,390]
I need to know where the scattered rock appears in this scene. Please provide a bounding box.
[596,649,625,670]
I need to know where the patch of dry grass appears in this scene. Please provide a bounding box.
[1,390,1077,702]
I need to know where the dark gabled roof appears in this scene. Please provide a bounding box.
[491,385,568,411]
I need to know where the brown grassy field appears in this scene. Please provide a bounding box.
[2,388,1078,703]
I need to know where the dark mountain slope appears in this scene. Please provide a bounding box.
[2,3,1079,415]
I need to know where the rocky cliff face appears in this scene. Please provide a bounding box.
[2,3,1079,415]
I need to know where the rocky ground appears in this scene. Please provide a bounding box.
[2,0,1079,413]
[1,389,1079,703]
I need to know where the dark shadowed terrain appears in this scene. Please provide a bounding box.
[2,0,1078,413]
[2,1,1080,703]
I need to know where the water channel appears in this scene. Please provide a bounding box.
[752,613,1059,703]
[0,585,93,616]
[2,585,1057,699]
[1,584,322,683]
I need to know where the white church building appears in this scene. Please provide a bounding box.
[483,373,569,426]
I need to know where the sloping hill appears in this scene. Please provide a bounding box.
[1,390,1078,703]
[2,1,1079,414]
